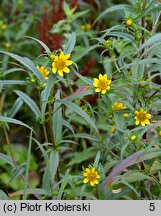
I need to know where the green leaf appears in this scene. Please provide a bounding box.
[73,45,98,62]
[0,190,8,200]
[68,148,96,166]
[0,153,14,167]
[8,97,23,118]
[57,169,69,199]
[3,68,25,76]
[10,188,49,197]
[64,32,76,54]
[0,51,44,82]
[52,90,63,145]
[0,80,26,85]
[49,151,59,182]
[0,116,32,130]
[94,151,101,167]
[120,171,152,183]
[8,166,25,184]
[150,160,161,174]
[60,100,99,134]
[94,4,130,24]
[14,90,41,118]
[41,74,56,118]
[23,130,33,200]
[32,138,48,163]
[71,10,89,21]
[24,36,51,53]
[42,160,51,193]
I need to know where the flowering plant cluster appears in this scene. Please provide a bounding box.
[0,0,161,200]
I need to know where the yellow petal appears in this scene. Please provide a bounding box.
[60,52,65,57]
[66,60,73,66]
[64,54,71,60]
[90,182,95,186]
[135,120,139,125]
[145,119,150,124]
[141,121,145,126]
[99,74,103,79]
[63,67,70,73]
[54,55,58,61]
[83,178,89,183]
[146,114,151,118]
[103,74,107,79]
[85,168,90,172]
[58,70,63,76]
[94,180,99,184]
[101,89,107,94]
[52,68,57,74]
[52,62,56,67]
[95,88,101,92]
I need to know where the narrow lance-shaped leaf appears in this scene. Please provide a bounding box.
[102,148,161,188]
[49,151,59,182]
[52,90,63,145]
[59,100,99,134]
[0,51,44,82]
[8,97,23,118]
[0,153,15,167]
[64,32,76,54]
[0,116,32,130]
[14,90,41,118]
[24,36,51,53]
[0,80,26,85]
[41,74,56,118]
[94,4,130,24]
[23,130,33,200]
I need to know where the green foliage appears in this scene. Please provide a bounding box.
[0,0,161,200]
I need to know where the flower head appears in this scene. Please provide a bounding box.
[112,102,127,111]
[1,24,7,30]
[5,42,10,49]
[134,109,151,126]
[52,51,73,77]
[93,74,111,94]
[83,167,100,186]
[37,66,50,80]
[123,113,129,117]
[139,80,146,87]
[126,19,133,26]
[130,135,136,141]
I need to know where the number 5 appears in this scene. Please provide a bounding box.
[149,203,155,211]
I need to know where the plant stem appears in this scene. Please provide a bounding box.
[4,128,17,168]
[42,122,49,144]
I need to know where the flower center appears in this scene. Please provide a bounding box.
[138,113,146,121]
[98,80,108,90]
[87,172,97,182]
[55,59,66,70]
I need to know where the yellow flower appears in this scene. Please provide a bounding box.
[112,102,127,111]
[139,80,146,87]
[93,74,111,94]
[5,42,10,49]
[36,66,50,80]
[130,135,136,141]
[52,51,73,77]
[80,25,85,30]
[126,19,133,26]
[83,167,100,186]
[123,113,129,117]
[158,130,161,136]
[110,127,116,135]
[1,24,7,30]
[134,109,151,126]
[86,23,92,31]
